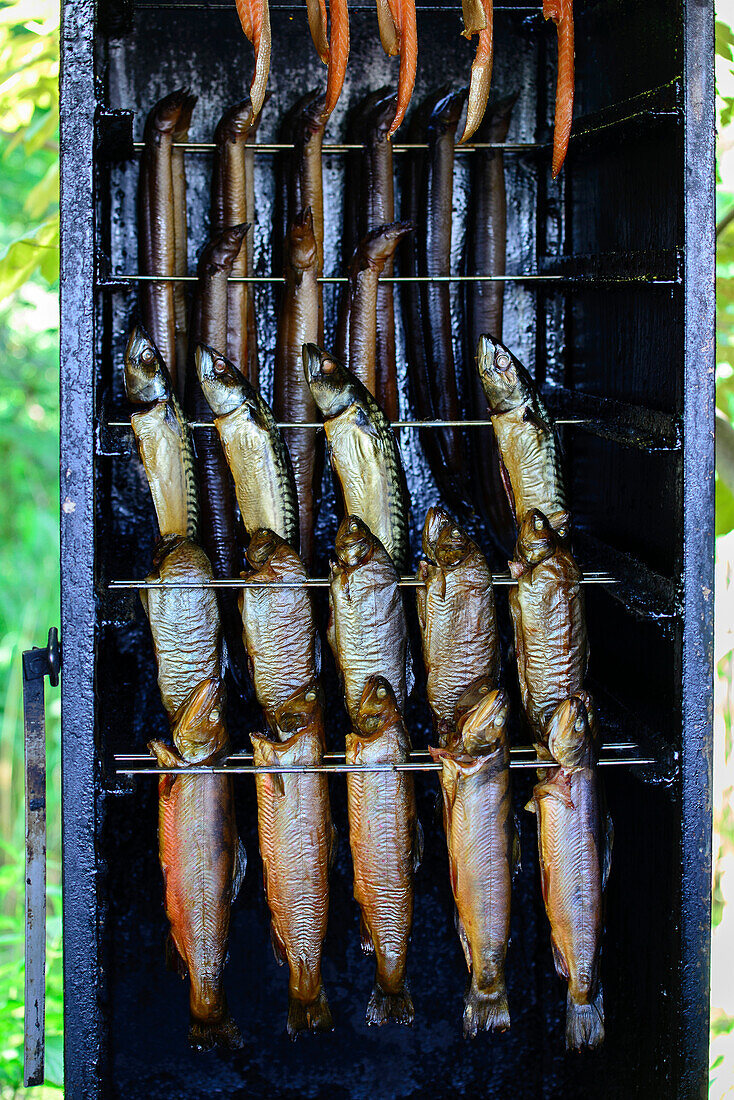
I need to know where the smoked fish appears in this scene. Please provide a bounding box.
[274,209,320,567]
[172,94,196,380]
[430,684,516,1035]
[305,343,410,571]
[376,0,418,135]
[543,0,574,177]
[346,676,422,1024]
[124,325,199,540]
[526,695,611,1050]
[143,535,244,1051]
[508,510,586,743]
[233,0,271,118]
[416,510,499,740]
[328,515,412,724]
[306,0,350,118]
[476,333,567,533]
[239,528,321,722]
[252,684,334,1036]
[196,344,299,547]
[460,0,493,143]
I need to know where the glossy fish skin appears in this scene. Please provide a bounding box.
[430,686,515,1036]
[252,695,334,1037]
[416,514,499,741]
[508,510,586,743]
[139,89,192,392]
[196,345,299,547]
[234,0,271,118]
[172,95,196,381]
[543,0,574,177]
[143,537,243,1051]
[460,0,493,143]
[526,696,611,1051]
[274,209,320,566]
[323,0,350,118]
[346,677,422,1025]
[211,99,260,385]
[476,334,567,532]
[338,222,413,400]
[239,529,320,723]
[328,515,412,724]
[304,343,410,571]
[384,0,418,136]
[288,93,328,293]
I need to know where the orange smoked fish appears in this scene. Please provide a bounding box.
[543,0,574,177]
[377,0,418,135]
[346,677,423,1024]
[460,0,493,143]
[252,685,335,1037]
[430,684,516,1036]
[526,695,612,1050]
[234,0,271,118]
[305,0,350,118]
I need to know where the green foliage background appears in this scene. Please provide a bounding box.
[0,0,731,1095]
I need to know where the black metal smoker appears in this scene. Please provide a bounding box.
[43,0,717,1094]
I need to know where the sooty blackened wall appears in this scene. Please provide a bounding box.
[59,0,715,1095]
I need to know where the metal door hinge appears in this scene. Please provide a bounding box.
[22,628,60,1088]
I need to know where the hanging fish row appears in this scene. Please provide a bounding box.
[230,0,573,170]
[124,326,611,1054]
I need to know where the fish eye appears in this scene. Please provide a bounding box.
[209,708,220,723]
[141,346,156,364]
[496,352,510,370]
[213,357,227,374]
[575,716,585,731]
[478,684,488,694]
[451,527,461,538]
[493,714,504,727]
[305,691,316,702]
[533,514,545,531]
[322,359,337,374]
[376,685,387,699]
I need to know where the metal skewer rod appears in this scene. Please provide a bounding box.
[117,755,654,775]
[108,573,617,590]
[107,417,589,429]
[102,273,568,284]
[130,141,545,153]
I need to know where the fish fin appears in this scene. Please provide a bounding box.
[550,937,569,981]
[412,817,424,872]
[165,932,188,978]
[148,739,185,770]
[602,806,614,891]
[463,979,511,1037]
[454,910,472,970]
[499,458,517,522]
[524,794,537,814]
[188,1011,244,1052]
[508,558,525,580]
[448,848,460,900]
[359,913,375,955]
[566,984,605,1052]
[522,404,553,435]
[405,645,415,698]
[354,405,380,439]
[328,821,338,872]
[287,987,334,1038]
[232,838,247,900]
[271,921,287,966]
[512,820,522,875]
[326,587,337,655]
[366,982,414,1026]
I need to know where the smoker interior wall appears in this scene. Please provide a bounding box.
[78,0,701,1095]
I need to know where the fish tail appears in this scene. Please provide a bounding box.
[287,987,334,1038]
[366,981,415,1027]
[463,977,511,1037]
[188,1010,244,1052]
[565,983,604,1051]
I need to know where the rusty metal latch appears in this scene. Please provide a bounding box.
[22,628,60,1089]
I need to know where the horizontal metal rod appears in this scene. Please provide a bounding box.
[115,742,639,764]
[108,573,617,590]
[130,141,543,154]
[135,2,540,11]
[108,417,588,430]
[102,273,566,284]
[118,755,654,775]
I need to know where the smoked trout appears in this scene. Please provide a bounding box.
[375,0,418,135]
[142,535,244,1051]
[476,334,567,533]
[139,89,195,393]
[508,510,586,743]
[304,343,410,571]
[328,515,412,724]
[307,0,349,117]
[526,695,611,1050]
[543,0,574,177]
[416,511,499,740]
[460,0,493,142]
[252,685,334,1036]
[234,0,271,118]
[124,325,199,540]
[430,685,516,1036]
[274,209,320,567]
[211,99,261,385]
[196,344,299,547]
[346,676,422,1024]
[239,529,321,722]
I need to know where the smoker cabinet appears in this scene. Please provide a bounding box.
[59,0,715,1095]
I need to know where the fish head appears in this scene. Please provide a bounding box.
[514,509,556,568]
[124,326,170,404]
[458,687,510,756]
[246,528,287,570]
[151,532,189,571]
[356,675,401,736]
[476,334,528,413]
[198,225,249,278]
[545,696,594,767]
[335,515,375,568]
[272,680,325,738]
[303,344,355,419]
[287,209,319,272]
[422,506,454,562]
[214,98,255,142]
[428,87,469,138]
[172,677,227,761]
[195,344,253,417]
[364,89,398,143]
[145,88,192,136]
[434,520,473,570]
[454,674,496,725]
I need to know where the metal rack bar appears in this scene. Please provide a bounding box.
[134,2,540,11]
[108,572,616,590]
[98,272,678,285]
[107,417,588,429]
[130,141,542,154]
